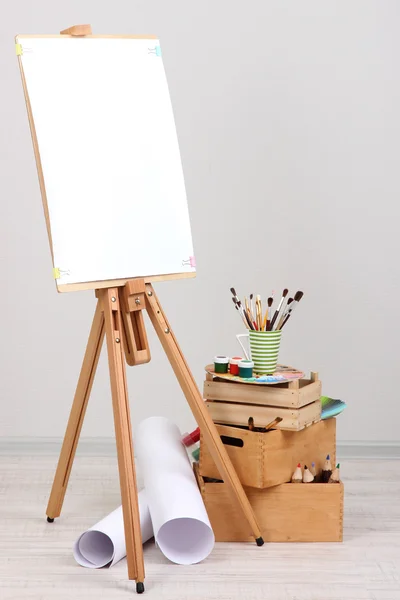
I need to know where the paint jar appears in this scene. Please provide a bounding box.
[229,356,243,375]
[214,355,229,374]
[238,359,254,378]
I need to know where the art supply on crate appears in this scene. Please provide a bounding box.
[263,416,283,431]
[321,454,333,483]
[270,288,288,330]
[191,446,200,462]
[291,463,303,483]
[229,356,243,375]
[329,464,341,483]
[74,491,154,568]
[321,396,347,419]
[236,329,283,374]
[182,427,201,463]
[302,465,314,483]
[238,359,254,378]
[280,291,304,330]
[136,417,214,564]
[310,462,317,479]
[182,427,200,447]
[248,417,255,431]
[214,355,229,374]
[205,363,304,385]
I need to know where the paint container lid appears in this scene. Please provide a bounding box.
[229,356,243,365]
[239,359,254,368]
[182,427,200,447]
[214,355,229,364]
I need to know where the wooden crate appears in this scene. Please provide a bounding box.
[200,418,336,488]
[205,398,321,431]
[195,464,343,543]
[204,371,322,409]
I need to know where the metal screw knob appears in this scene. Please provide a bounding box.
[111,296,116,302]
[147,291,153,296]
[135,298,141,305]
[164,328,170,334]
[115,338,120,343]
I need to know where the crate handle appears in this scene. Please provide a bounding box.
[220,435,244,448]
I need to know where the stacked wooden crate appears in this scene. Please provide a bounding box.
[196,369,343,542]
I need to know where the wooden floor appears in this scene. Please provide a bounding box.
[0,455,399,600]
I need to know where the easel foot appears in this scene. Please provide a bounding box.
[136,582,145,594]
[47,517,55,523]
[256,536,264,546]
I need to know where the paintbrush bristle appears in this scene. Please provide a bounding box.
[287,297,293,305]
[283,288,288,297]
[230,287,237,296]
[294,290,304,302]
[250,293,253,300]
[268,297,273,307]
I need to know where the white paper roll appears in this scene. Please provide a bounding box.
[73,489,153,568]
[135,416,215,565]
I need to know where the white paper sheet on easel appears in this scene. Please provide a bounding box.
[18,36,195,286]
[73,490,153,568]
[135,417,214,564]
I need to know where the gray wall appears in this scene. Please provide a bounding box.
[1,1,399,445]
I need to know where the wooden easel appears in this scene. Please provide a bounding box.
[46,281,264,593]
[19,25,264,595]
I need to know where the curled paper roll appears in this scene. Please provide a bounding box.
[73,490,153,568]
[135,416,215,564]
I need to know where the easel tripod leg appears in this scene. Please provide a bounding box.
[101,288,145,592]
[145,284,264,545]
[46,302,105,521]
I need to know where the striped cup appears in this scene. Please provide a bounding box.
[236,330,282,375]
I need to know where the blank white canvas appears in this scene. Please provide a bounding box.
[18,37,195,287]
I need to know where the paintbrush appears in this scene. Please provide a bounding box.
[250,293,255,324]
[262,296,273,331]
[232,297,249,329]
[276,297,293,330]
[270,288,288,330]
[280,291,304,330]
[263,416,283,431]
[256,294,262,330]
[231,288,254,330]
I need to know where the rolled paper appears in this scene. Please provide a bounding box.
[303,466,314,483]
[329,464,341,483]
[291,463,303,483]
[135,416,215,565]
[73,489,153,568]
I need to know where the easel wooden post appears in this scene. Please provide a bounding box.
[22,24,264,595]
[46,280,264,594]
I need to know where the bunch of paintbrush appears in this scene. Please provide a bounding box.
[231,287,304,331]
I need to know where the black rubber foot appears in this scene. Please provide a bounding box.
[136,582,145,594]
[256,536,264,546]
[47,517,54,523]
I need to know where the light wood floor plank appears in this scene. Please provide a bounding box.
[0,456,399,599]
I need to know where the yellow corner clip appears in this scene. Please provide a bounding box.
[53,267,61,279]
[15,43,23,56]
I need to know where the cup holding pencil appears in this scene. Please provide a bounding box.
[236,330,282,375]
